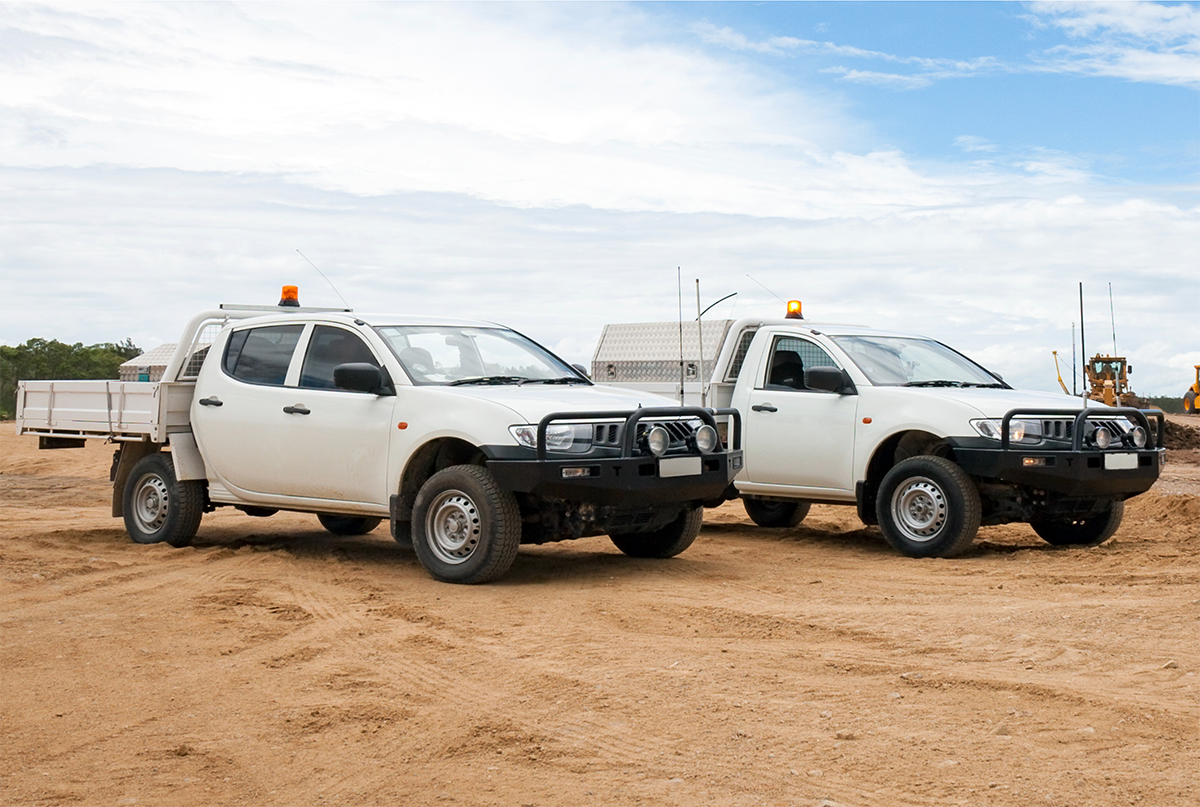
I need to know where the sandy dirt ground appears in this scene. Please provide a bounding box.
[2,419,1198,807]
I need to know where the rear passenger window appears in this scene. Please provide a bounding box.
[223,325,303,385]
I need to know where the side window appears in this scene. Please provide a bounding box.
[765,336,838,391]
[300,325,379,390]
[724,328,759,382]
[223,325,303,386]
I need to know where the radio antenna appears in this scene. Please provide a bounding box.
[1079,282,1087,399]
[698,292,737,319]
[695,279,706,408]
[746,274,785,302]
[297,249,350,308]
[677,267,685,406]
[1108,282,1117,356]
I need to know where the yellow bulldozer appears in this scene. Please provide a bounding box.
[1185,365,1199,415]
[1084,354,1141,407]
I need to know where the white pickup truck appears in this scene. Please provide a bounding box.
[593,307,1165,558]
[15,292,741,583]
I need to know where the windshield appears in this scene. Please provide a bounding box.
[375,325,583,386]
[830,335,1003,387]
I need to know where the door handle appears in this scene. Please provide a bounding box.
[751,403,777,413]
[283,404,311,415]
[198,396,223,407]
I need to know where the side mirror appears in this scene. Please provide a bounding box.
[805,366,855,395]
[572,363,592,380]
[334,363,394,395]
[1128,365,1133,374]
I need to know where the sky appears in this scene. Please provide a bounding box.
[1,1,1197,396]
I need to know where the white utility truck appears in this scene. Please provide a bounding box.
[15,289,742,584]
[592,304,1164,558]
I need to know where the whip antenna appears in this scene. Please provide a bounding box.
[297,249,350,308]
[677,267,685,406]
[1108,282,1117,356]
[695,279,706,408]
[746,274,785,302]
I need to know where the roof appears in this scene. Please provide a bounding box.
[120,343,177,368]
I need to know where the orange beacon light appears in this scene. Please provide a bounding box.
[785,300,803,319]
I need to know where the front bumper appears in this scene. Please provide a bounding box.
[952,407,1165,497]
[485,406,743,507]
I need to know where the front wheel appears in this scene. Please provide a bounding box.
[1185,390,1197,414]
[411,465,521,584]
[876,456,980,558]
[123,453,205,547]
[609,507,703,558]
[317,514,382,536]
[743,497,811,528]
[1031,501,1123,546]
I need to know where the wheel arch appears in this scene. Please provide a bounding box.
[858,429,954,524]
[394,437,487,523]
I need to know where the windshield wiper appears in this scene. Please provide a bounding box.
[520,377,590,385]
[447,376,527,386]
[903,380,965,387]
[961,382,1007,388]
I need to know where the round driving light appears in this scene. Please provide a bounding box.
[695,424,719,453]
[1094,427,1113,449]
[1131,426,1147,448]
[647,426,670,457]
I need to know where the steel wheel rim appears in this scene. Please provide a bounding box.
[425,489,481,565]
[890,476,947,543]
[132,472,170,534]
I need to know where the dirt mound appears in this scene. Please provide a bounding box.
[1163,418,1200,450]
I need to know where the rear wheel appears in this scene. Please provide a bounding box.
[877,456,980,558]
[743,497,811,528]
[610,507,703,558]
[1031,501,1123,546]
[411,465,521,584]
[123,453,204,548]
[317,514,382,536]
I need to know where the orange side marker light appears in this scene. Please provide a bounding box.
[397,422,408,430]
[862,417,873,424]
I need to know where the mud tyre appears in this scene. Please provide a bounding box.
[743,497,811,528]
[123,453,204,548]
[317,514,382,536]
[411,465,521,584]
[1031,501,1123,547]
[877,456,980,558]
[1185,390,1197,415]
[609,506,703,559]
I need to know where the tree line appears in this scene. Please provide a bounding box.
[0,338,142,420]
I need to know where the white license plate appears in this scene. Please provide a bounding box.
[1104,453,1138,470]
[659,456,702,478]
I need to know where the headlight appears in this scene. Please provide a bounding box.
[647,426,670,457]
[1130,426,1147,448]
[970,418,1043,444]
[694,424,719,453]
[509,424,593,453]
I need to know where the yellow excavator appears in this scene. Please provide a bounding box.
[1185,365,1199,414]
[1084,354,1140,407]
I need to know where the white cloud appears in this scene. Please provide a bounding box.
[694,20,1004,88]
[0,2,1196,398]
[955,136,999,154]
[1027,1,1200,87]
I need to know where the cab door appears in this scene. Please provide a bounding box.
[272,324,395,505]
[742,333,858,496]
[193,323,395,508]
